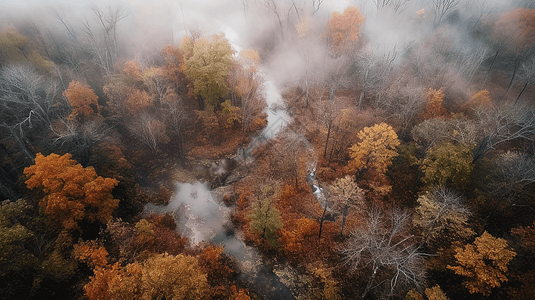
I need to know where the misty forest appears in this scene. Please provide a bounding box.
[3,0,535,299]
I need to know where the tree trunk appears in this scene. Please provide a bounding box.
[340,206,348,236]
[318,202,327,238]
[323,122,332,159]
[358,90,365,108]
[361,264,378,299]
[504,54,521,96]
[515,81,529,104]
[305,75,309,107]
[482,50,499,89]
[178,131,186,167]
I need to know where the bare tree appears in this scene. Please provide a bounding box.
[353,46,397,108]
[49,118,112,165]
[311,0,324,15]
[82,6,127,75]
[314,99,343,159]
[161,88,188,165]
[371,0,411,14]
[0,64,61,162]
[128,113,169,152]
[486,151,535,204]
[473,103,535,162]
[515,56,535,103]
[431,0,461,26]
[341,209,427,299]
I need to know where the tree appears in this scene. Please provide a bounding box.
[0,63,59,163]
[0,27,54,73]
[325,6,365,56]
[421,142,474,190]
[459,90,492,117]
[485,151,535,206]
[494,8,535,95]
[516,55,535,103]
[0,200,36,277]
[473,103,535,162]
[425,285,450,300]
[431,0,461,25]
[124,89,153,115]
[347,123,400,196]
[512,220,535,254]
[341,209,426,299]
[413,187,474,249]
[183,34,234,111]
[249,184,283,249]
[63,80,101,120]
[420,88,448,121]
[24,153,119,231]
[160,88,188,165]
[229,49,264,132]
[85,253,209,300]
[73,240,108,268]
[327,176,364,236]
[315,99,342,159]
[128,113,169,152]
[81,6,127,75]
[447,231,516,296]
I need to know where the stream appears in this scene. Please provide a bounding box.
[144,75,301,300]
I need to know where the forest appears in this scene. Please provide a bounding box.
[1,0,535,299]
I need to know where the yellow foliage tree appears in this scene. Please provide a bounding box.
[63,81,101,120]
[447,231,516,296]
[347,123,400,196]
[24,153,119,231]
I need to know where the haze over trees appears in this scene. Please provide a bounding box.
[1,0,535,299]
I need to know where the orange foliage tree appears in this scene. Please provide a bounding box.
[421,88,448,121]
[460,90,492,117]
[84,253,209,300]
[24,153,119,231]
[326,6,365,55]
[63,81,101,120]
[124,89,153,115]
[73,240,109,268]
[198,245,235,298]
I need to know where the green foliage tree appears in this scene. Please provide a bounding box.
[447,231,516,296]
[421,142,474,190]
[249,185,283,249]
[183,34,234,111]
